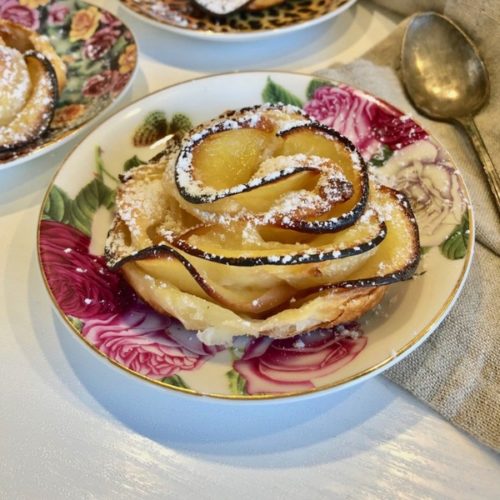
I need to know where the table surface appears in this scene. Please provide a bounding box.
[1,1,498,498]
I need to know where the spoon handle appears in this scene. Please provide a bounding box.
[459,117,500,214]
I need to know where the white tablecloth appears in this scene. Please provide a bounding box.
[0,1,498,497]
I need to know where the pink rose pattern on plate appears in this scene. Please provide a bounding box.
[39,220,132,319]
[83,307,220,381]
[39,77,470,396]
[0,0,40,29]
[233,325,367,395]
[302,79,469,258]
[304,83,428,159]
[39,219,218,385]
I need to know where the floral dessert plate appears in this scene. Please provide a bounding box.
[118,0,357,41]
[38,71,473,401]
[0,0,137,169]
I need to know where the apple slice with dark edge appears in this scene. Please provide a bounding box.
[0,50,57,154]
[173,103,308,205]
[174,110,368,233]
[106,213,379,295]
[281,185,421,303]
[107,183,417,292]
[106,218,296,316]
[133,251,296,316]
[168,211,385,266]
[120,260,387,342]
[276,123,369,233]
[107,201,386,268]
[333,185,420,288]
[109,229,379,317]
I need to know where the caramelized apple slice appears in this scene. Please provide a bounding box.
[174,103,308,204]
[109,216,294,315]
[0,19,66,92]
[0,50,57,154]
[173,111,365,233]
[133,252,295,315]
[277,124,369,232]
[191,127,280,190]
[335,186,420,287]
[109,211,379,298]
[170,210,385,266]
[121,261,387,343]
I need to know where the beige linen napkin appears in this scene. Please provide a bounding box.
[317,0,500,450]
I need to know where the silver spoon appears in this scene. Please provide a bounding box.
[401,12,500,213]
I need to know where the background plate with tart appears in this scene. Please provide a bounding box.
[0,0,137,169]
[118,0,357,41]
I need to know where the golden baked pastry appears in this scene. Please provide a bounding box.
[105,104,420,345]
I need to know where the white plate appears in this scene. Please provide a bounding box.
[38,71,473,400]
[118,0,357,41]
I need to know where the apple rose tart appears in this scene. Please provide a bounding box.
[105,104,420,345]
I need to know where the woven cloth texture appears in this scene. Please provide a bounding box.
[316,0,499,450]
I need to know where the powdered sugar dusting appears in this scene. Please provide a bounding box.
[0,50,55,148]
[0,46,31,127]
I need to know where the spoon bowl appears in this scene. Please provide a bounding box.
[402,12,489,120]
[401,12,500,212]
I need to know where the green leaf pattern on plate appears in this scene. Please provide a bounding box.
[123,154,147,171]
[368,144,394,168]
[262,77,303,107]
[161,374,190,389]
[69,178,115,236]
[44,148,116,236]
[440,212,470,260]
[44,185,74,224]
[169,113,193,136]
[133,111,168,147]
[226,369,247,395]
[306,79,334,100]
[67,315,84,332]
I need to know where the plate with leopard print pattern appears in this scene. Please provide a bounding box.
[118,0,357,41]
